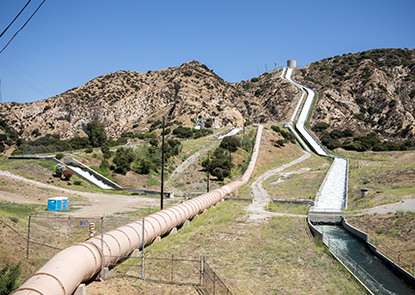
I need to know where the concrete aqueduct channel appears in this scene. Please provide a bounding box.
[282,64,414,294]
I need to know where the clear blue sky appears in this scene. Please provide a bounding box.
[0,0,414,103]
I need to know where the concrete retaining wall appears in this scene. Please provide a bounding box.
[124,188,171,198]
[307,218,323,239]
[342,218,415,288]
[341,218,368,242]
[272,198,314,206]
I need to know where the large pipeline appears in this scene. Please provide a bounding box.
[12,125,263,295]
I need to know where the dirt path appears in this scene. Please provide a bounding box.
[247,151,311,221]
[348,199,415,216]
[166,143,216,194]
[0,170,159,217]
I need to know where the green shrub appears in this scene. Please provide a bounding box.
[312,122,329,132]
[0,263,21,294]
[55,153,64,160]
[389,100,397,108]
[183,70,192,77]
[100,159,110,170]
[31,129,41,137]
[73,180,82,186]
[55,164,65,177]
[353,113,365,121]
[271,125,281,133]
[173,126,193,138]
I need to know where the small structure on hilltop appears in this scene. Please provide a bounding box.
[287,59,296,68]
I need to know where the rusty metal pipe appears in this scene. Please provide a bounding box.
[12,125,263,295]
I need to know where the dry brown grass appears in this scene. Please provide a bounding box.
[86,201,364,295]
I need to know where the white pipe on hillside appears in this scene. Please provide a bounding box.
[12,126,263,295]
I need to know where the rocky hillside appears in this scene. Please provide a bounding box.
[0,49,414,149]
[0,61,299,141]
[295,48,415,143]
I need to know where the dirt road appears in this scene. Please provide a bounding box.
[348,199,415,216]
[0,170,159,217]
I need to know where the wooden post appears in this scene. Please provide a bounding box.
[161,117,165,210]
[26,216,31,259]
[207,152,210,192]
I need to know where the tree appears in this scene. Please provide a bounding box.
[113,148,136,175]
[219,136,240,153]
[86,120,107,147]
[202,148,232,181]
[101,145,112,159]
[133,158,152,174]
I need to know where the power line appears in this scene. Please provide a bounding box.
[0,0,32,40]
[0,0,47,55]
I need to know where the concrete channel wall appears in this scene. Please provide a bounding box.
[307,218,322,239]
[342,218,415,288]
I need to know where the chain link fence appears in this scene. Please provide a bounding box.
[26,215,137,259]
[108,254,233,295]
[203,259,234,295]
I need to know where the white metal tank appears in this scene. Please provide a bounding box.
[287,60,296,68]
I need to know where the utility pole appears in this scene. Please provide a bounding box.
[160,117,165,210]
[206,152,210,192]
[0,79,2,104]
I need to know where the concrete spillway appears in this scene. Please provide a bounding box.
[67,165,114,190]
[283,67,348,216]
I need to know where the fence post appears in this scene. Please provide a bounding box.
[101,216,104,272]
[171,254,174,282]
[26,215,31,259]
[67,215,71,246]
[213,271,216,295]
[141,217,145,280]
[201,256,205,287]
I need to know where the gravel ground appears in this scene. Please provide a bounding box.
[0,170,158,217]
